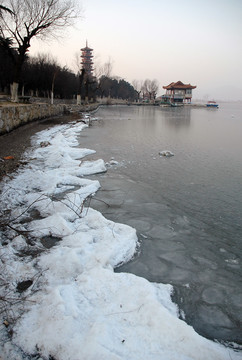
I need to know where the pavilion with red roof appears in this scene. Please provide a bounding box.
[162,81,196,104]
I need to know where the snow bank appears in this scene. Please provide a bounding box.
[13,245,238,360]
[0,119,240,360]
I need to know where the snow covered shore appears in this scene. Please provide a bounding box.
[0,115,240,359]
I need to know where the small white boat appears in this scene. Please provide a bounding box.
[206,101,219,108]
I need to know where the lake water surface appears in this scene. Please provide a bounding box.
[78,103,242,345]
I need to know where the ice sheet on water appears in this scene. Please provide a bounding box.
[198,304,234,328]
[0,119,240,360]
[202,287,225,304]
[147,224,175,239]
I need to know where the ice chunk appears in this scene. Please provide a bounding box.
[159,150,174,157]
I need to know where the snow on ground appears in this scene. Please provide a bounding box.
[0,118,240,360]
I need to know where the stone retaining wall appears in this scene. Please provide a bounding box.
[0,103,66,135]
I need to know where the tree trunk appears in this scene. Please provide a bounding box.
[76,94,81,105]
[77,69,85,103]
[51,90,54,105]
[10,82,19,102]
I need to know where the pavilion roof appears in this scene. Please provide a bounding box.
[163,81,196,90]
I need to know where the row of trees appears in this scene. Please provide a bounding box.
[0,0,79,101]
[98,76,136,100]
[0,51,77,99]
[132,79,159,102]
[0,0,159,103]
[0,48,139,102]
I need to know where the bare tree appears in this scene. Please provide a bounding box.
[150,79,159,100]
[92,57,114,101]
[0,0,81,102]
[73,51,81,75]
[101,57,113,78]
[132,80,143,102]
[0,4,13,18]
[143,79,159,101]
[94,57,113,80]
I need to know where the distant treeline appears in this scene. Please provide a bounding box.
[0,49,136,101]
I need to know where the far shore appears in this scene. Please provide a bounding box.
[0,94,208,110]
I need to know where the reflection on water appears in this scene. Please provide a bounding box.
[163,107,191,129]
[78,104,242,345]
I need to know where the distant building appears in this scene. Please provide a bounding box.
[80,41,94,78]
[162,81,196,104]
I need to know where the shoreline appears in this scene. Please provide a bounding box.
[0,96,227,181]
[0,99,215,182]
[0,102,101,180]
[0,113,78,181]
[0,108,241,359]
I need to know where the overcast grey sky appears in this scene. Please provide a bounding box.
[30,0,242,100]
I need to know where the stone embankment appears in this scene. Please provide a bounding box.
[0,101,105,135]
[0,103,67,135]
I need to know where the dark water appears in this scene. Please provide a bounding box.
[78,104,242,345]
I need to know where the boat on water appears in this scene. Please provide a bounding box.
[206,101,219,108]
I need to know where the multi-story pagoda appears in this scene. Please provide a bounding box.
[162,81,196,104]
[80,41,94,78]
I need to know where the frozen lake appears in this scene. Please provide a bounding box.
[78,103,242,345]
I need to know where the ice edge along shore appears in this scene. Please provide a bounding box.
[0,114,240,360]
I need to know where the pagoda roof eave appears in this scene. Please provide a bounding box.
[81,46,93,51]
